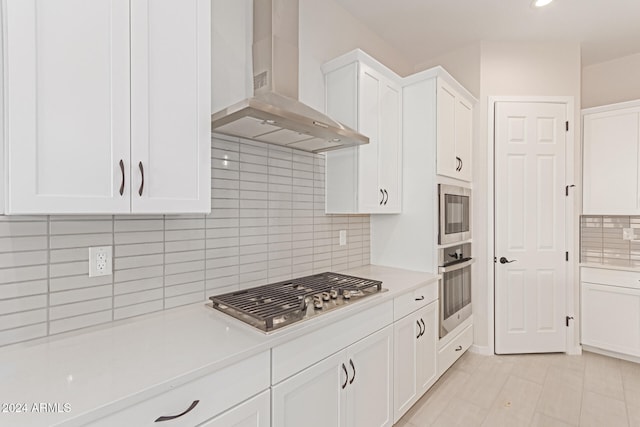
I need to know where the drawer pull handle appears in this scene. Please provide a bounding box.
[154,400,199,422]
[341,363,348,389]
[349,359,356,384]
[415,296,425,301]
[455,345,463,352]
[420,319,426,337]
[416,320,422,339]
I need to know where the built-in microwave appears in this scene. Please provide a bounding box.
[438,184,471,245]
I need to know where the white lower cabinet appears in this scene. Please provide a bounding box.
[581,267,640,357]
[91,351,270,427]
[437,322,473,377]
[393,301,438,423]
[200,390,270,427]
[272,326,393,427]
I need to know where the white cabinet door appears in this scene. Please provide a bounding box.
[455,97,473,182]
[357,64,383,213]
[583,109,640,215]
[4,0,131,214]
[130,0,211,213]
[393,301,437,423]
[581,282,640,356]
[393,312,419,422]
[416,303,438,395]
[436,81,458,179]
[201,390,270,427]
[346,326,393,427]
[378,81,402,212]
[436,79,473,182]
[272,350,347,427]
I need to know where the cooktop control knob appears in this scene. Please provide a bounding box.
[329,289,339,299]
[321,292,331,301]
[313,295,324,309]
[342,290,351,300]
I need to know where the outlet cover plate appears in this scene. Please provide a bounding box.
[339,230,347,246]
[89,246,112,277]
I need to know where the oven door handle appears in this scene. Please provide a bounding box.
[438,258,475,273]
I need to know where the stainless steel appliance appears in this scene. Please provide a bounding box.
[209,272,385,332]
[438,184,471,245]
[438,243,473,338]
[211,0,369,153]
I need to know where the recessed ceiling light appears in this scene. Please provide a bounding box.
[532,0,553,7]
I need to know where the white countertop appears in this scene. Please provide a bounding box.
[579,262,640,272]
[0,265,438,427]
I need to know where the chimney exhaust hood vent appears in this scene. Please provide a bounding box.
[211,0,369,153]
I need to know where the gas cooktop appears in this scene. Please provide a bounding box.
[209,272,385,332]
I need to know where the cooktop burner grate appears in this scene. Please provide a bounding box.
[209,272,382,332]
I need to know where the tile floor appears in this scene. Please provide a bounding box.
[396,351,640,427]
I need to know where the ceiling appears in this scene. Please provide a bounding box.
[333,0,640,68]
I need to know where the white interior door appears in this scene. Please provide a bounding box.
[494,101,567,354]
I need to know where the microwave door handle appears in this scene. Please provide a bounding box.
[438,258,475,273]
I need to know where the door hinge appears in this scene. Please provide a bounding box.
[565,184,575,196]
[566,316,574,327]
[565,121,569,132]
[566,251,569,261]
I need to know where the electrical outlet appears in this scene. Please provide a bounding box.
[89,246,112,277]
[623,227,637,241]
[339,230,347,246]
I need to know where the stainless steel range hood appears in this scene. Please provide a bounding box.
[211,0,369,153]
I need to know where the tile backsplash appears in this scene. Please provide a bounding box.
[580,215,640,267]
[0,135,370,347]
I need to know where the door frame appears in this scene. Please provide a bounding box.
[487,96,580,355]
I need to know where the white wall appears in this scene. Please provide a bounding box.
[582,52,640,109]
[298,0,413,111]
[414,43,481,99]
[474,41,582,352]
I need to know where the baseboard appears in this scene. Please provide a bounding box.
[469,344,493,356]
[582,345,640,363]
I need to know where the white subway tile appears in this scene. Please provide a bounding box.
[49,298,112,321]
[49,311,112,335]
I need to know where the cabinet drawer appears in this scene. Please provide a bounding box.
[393,282,438,321]
[437,324,472,376]
[91,351,270,427]
[582,267,640,290]
[272,300,393,384]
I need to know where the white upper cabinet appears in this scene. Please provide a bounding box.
[323,51,402,214]
[130,0,211,213]
[436,80,473,182]
[582,102,640,215]
[2,0,210,214]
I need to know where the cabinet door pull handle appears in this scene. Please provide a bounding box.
[119,160,125,196]
[456,157,462,171]
[455,345,463,352]
[349,359,356,384]
[154,400,199,422]
[383,189,389,205]
[415,296,425,301]
[380,189,384,205]
[420,319,426,337]
[138,161,144,196]
[341,363,348,389]
[416,320,422,339]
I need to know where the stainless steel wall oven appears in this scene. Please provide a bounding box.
[438,243,473,338]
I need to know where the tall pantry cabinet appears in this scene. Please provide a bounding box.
[1,0,211,214]
[371,69,476,272]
